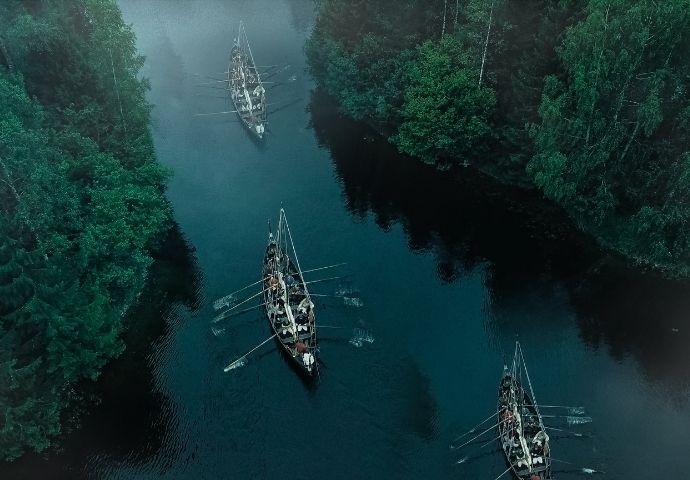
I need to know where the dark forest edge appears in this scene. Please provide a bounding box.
[0,0,171,460]
[306,0,690,277]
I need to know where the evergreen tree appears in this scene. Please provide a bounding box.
[0,0,171,459]
[529,0,690,272]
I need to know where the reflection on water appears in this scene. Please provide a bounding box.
[4,1,690,477]
[308,90,596,283]
[1,223,202,479]
[309,88,690,399]
[573,267,690,401]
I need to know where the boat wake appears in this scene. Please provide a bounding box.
[213,294,237,311]
[342,296,364,308]
[335,284,359,297]
[349,328,375,347]
[211,326,226,337]
[567,415,593,425]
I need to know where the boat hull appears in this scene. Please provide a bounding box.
[497,374,551,480]
[262,240,317,378]
[227,29,266,140]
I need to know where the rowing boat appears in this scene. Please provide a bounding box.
[497,342,551,480]
[228,21,266,139]
[262,209,317,376]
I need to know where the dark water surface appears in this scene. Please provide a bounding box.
[4,1,690,478]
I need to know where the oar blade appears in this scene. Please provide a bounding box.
[213,294,238,311]
[224,356,247,372]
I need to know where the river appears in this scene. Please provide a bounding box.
[4,1,690,478]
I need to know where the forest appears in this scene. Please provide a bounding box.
[0,0,170,460]
[306,0,690,276]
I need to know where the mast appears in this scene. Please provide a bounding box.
[519,342,544,427]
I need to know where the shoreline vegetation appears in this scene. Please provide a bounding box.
[0,0,171,460]
[306,0,690,277]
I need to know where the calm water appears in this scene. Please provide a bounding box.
[4,1,690,478]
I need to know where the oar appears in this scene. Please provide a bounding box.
[213,276,270,309]
[303,275,349,286]
[307,293,361,301]
[451,418,508,450]
[451,412,498,443]
[301,262,346,276]
[540,414,590,419]
[479,433,502,449]
[212,264,344,309]
[194,110,239,117]
[213,287,269,322]
[218,302,265,320]
[492,465,513,480]
[223,333,278,372]
[525,404,586,412]
[540,414,592,425]
[527,404,585,409]
[194,85,230,90]
[454,432,502,465]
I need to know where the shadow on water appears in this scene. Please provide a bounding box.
[308,88,690,399]
[0,223,203,480]
[571,266,690,402]
[308,90,597,285]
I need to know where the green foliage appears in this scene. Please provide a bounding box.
[309,0,690,275]
[0,0,171,460]
[392,37,495,165]
[306,0,445,128]
[307,0,499,164]
[528,0,690,273]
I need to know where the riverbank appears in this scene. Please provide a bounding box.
[2,1,690,478]
[0,0,172,459]
[306,0,690,277]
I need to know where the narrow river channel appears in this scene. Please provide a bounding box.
[5,1,690,479]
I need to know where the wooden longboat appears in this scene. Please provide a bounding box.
[261,210,317,377]
[227,21,266,139]
[497,343,551,480]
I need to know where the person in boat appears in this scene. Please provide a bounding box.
[268,275,279,291]
[297,297,312,312]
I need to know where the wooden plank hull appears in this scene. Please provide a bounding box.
[497,374,551,480]
[227,24,266,139]
[262,240,317,377]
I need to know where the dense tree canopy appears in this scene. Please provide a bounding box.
[0,0,170,460]
[307,0,690,275]
[528,0,690,273]
[392,36,495,165]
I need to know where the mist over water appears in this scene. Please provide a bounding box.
[3,1,690,478]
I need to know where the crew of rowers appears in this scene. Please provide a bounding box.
[230,43,265,115]
[499,379,550,479]
[264,248,314,342]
